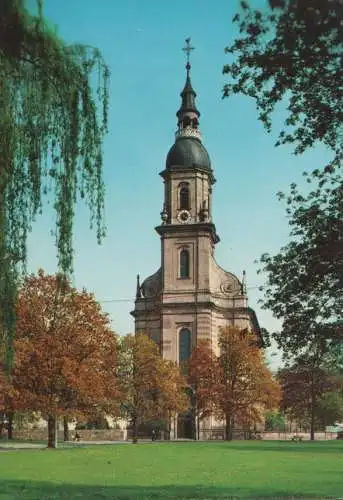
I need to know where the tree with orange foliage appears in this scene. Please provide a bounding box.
[0,364,13,438]
[8,270,118,447]
[216,326,280,440]
[188,340,219,438]
[155,358,188,435]
[118,333,187,443]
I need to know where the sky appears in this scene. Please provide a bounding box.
[25,0,332,368]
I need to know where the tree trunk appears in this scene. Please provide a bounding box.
[0,413,4,439]
[63,416,69,442]
[225,414,233,441]
[310,413,315,440]
[193,408,197,441]
[7,412,13,440]
[310,366,316,441]
[47,415,57,448]
[310,392,315,441]
[167,412,171,440]
[132,415,138,444]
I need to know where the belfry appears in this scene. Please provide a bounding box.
[131,40,261,438]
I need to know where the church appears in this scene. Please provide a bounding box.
[131,40,261,438]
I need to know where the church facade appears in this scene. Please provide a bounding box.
[131,42,261,438]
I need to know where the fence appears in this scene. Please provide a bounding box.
[260,431,338,441]
[198,428,338,441]
[5,428,339,442]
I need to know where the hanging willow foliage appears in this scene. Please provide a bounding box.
[0,0,109,369]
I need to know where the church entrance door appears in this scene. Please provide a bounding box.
[177,412,195,439]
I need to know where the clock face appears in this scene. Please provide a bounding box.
[177,210,192,224]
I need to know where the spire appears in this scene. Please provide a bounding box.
[241,270,247,295]
[176,38,201,140]
[136,274,142,299]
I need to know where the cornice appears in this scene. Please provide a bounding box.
[155,222,220,244]
[159,166,216,184]
[131,301,263,345]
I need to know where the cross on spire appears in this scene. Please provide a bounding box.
[182,37,194,71]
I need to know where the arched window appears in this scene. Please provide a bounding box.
[182,116,191,128]
[179,185,190,210]
[180,249,190,278]
[179,328,191,362]
[192,118,198,129]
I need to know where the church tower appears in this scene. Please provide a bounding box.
[131,39,261,381]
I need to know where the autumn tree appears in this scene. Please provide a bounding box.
[188,340,219,438]
[0,365,13,438]
[117,333,187,443]
[216,326,280,440]
[0,0,109,367]
[223,1,343,357]
[7,270,118,448]
[154,358,189,438]
[278,351,342,440]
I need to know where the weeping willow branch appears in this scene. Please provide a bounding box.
[0,0,110,369]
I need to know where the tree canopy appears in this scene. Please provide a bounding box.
[223,0,342,357]
[259,170,342,355]
[216,326,280,440]
[1,270,118,447]
[188,340,218,425]
[278,351,343,439]
[188,327,280,440]
[117,333,187,443]
[223,0,342,170]
[0,0,109,367]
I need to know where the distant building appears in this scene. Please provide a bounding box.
[131,40,262,439]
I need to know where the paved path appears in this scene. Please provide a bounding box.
[0,438,193,450]
[0,440,140,450]
[0,442,45,450]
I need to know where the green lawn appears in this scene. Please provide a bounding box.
[0,440,342,499]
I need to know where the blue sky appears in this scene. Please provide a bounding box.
[26,0,332,366]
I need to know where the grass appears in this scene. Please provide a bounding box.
[0,440,342,499]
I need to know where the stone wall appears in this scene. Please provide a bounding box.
[13,428,127,441]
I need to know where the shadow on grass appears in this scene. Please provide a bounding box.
[0,480,336,500]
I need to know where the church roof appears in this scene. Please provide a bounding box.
[166,136,211,171]
[176,68,200,119]
[141,268,162,298]
[165,38,212,174]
